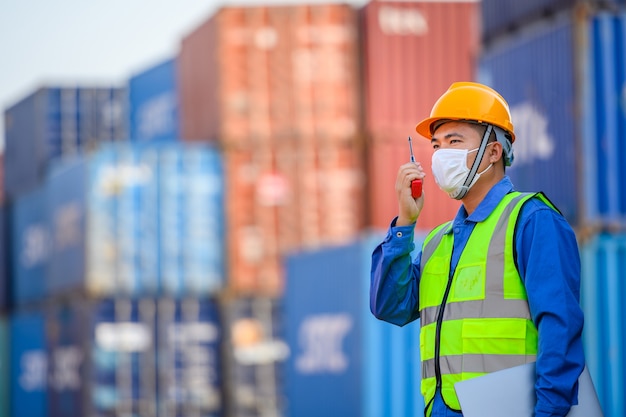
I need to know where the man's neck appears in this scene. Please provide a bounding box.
[461,174,504,215]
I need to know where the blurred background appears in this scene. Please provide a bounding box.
[1,0,625,416]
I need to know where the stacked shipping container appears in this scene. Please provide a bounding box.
[3,87,127,201]
[179,4,366,297]
[479,2,626,416]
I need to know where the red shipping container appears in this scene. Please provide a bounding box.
[361,0,479,230]
[367,129,461,231]
[360,0,480,137]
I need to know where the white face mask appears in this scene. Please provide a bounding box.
[431,145,493,200]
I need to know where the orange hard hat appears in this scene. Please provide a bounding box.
[415,82,515,142]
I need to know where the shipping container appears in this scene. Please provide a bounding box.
[224,139,366,297]
[580,11,626,229]
[179,3,361,145]
[129,58,180,143]
[221,297,287,417]
[43,142,223,298]
[46,297,157,417]
[284,232,428,417]
[580,233,626,417]
[479,8,626,229]
[11,185,50,307]
[3,87,128,201]
[360,0,480,137]
[478,11,579,224]
[46,157,87,296]
[158,145,224,297]
[10,309,48,417]
[0,317,9,417]
[156,298,223,416]
[481,0,626,43]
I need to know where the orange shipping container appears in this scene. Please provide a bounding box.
[179,4,362,145]
[179,4,366,297]
[224,139,366,297]
[360,0,480,136]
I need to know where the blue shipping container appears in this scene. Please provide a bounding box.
[222,297,287,417]
[11,185,49,307]
[46,298,157,417]
[129,58,180,142]
[284,232,428,417]
[580,233,626,417]
[46,157,87,295]
[156,298,223,416]
[3,87,128,201]
[479,12,578,224]
[158,144,224,297]
[581,11,626,227]
[10,310,48,417]
[481,0,625,41]
[0,318,9,417]
[480,9,626,228]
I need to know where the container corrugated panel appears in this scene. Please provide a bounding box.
[3,87,128,202]
[361,0,480,137]
[156,298,223,415]
[284,231,428,417]
[580,233,626,417]
[89,144,154,296]
[481,0,626,42]
[10,310,48,417]
[221,297,287,417]
[46,157,87,296]
[84,143,224,297]
[11,185,49,307]
[0,318,9,417]
[224,139,366,297]
[46,298,157,417]
[129,58,180,143]
[158,144,224,297]
[179,3,361,146]
[481,0,576,41]
[478,13,579,225]
[367,133,462,231]
[581,11,626,228]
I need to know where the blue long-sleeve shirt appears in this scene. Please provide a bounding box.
[370,177,585,417]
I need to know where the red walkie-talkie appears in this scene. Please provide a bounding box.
[408,136,422,198]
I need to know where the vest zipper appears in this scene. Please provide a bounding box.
[434,262,455,391]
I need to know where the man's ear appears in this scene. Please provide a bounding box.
[489,141,504,164]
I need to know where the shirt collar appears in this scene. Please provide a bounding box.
[446,176,515,233]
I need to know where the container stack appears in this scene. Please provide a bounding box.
[178,4,366,299]
[10,0,620,416]
[479,1,626,416]
[361,0,480,231]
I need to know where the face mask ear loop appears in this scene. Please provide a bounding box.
[457,124,493,199]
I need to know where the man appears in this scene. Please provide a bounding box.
[370,82,585,417]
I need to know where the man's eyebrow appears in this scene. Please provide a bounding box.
[431,132,465,143]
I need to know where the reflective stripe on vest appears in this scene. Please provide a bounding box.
[418,192,555,413]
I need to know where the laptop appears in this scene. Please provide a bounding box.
[454,363,603,417]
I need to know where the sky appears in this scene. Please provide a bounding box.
[0,0,366,151]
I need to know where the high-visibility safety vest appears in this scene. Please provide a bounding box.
[419,192,557,415]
